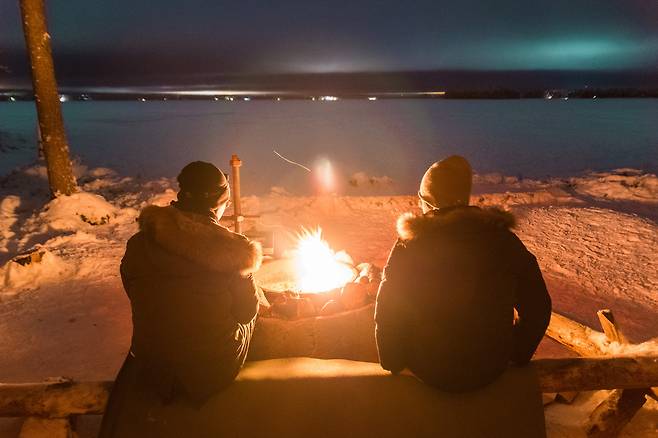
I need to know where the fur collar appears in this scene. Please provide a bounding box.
[138,205,262,274]
[397,206,515,241]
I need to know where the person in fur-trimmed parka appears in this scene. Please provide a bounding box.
[100,161,263,438]
[375,156,551,392]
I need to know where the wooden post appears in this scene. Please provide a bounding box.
[230,154,243,234]
[585,310,648,438]
[19,0,77,196]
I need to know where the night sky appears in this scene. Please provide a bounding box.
[1,0,657,86]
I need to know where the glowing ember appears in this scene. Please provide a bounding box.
[292,228,354,293]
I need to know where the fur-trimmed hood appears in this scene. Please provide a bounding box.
[138,205,262,274]
[397,206,515,241]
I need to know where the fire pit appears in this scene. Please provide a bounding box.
[248,228,381,362]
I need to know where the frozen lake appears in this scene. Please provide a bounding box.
[1,99,657,194]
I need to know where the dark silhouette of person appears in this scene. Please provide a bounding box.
[375,155,551,392]
[100,161,262,437]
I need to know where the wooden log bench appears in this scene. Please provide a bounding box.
[2,356,658,437]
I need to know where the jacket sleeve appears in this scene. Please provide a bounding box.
[229,273,260,324]
[375,240,412,374]
[511,241,552,365]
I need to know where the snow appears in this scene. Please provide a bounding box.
[1,247,74,292]
[0,162,657,437]
[571,169,658,204]
[38,192,117,230]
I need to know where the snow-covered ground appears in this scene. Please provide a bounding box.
[0,163,657,436]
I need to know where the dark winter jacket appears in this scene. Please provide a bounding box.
[375,206,551,392]
[99,205,262,437]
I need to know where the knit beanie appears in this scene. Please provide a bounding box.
[418,155,472,209]
[177,161,229,200]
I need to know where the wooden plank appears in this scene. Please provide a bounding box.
[546,312,606,356]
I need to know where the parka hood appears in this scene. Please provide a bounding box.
[138,205,262,274]
[397,206,515,241]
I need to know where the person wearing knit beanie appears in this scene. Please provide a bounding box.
[418,155,472,212]
[101,161,262,436]
[375,154,551,403]
[173,161,230,220]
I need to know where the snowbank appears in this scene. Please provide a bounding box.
[570,169,658,204]
[1,248,74,293]
[40,192,117,230]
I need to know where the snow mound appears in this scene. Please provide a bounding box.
[1,247,75,293]
[40,192,117,231]
[571,170,658,204]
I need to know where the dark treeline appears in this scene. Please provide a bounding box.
[2,88,658,101]
[445,88,658,99]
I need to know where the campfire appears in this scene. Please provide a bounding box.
[292,228,355,294]
[254,227,380,320]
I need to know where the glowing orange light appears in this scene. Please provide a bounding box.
[314,159,335,193]
[292,228,354,293]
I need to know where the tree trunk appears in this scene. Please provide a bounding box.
[19,0,76,196]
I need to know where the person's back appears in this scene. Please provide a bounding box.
[122,205,261,398]
[375,156,551,392]
[100,161,263,437]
